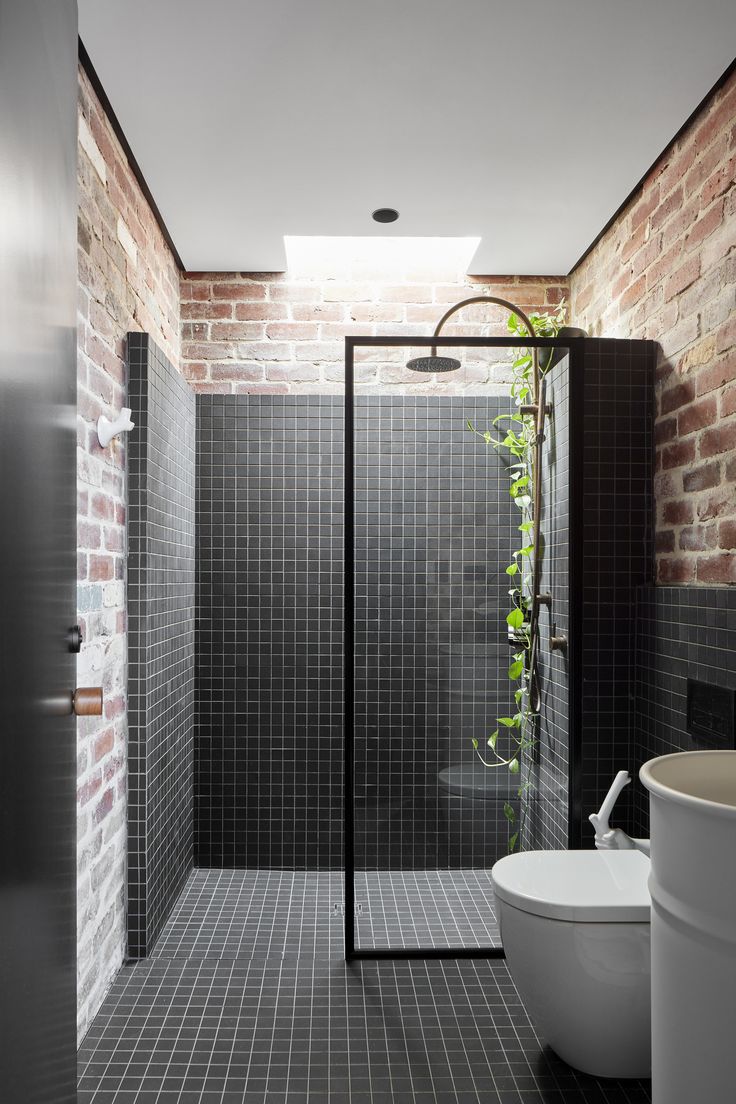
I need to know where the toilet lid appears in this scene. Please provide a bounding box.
[491,850,651,923]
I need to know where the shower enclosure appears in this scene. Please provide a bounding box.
[344,335,581,959]
[126,329,654,970]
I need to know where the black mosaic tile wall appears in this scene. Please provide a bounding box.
[632,586,736,835]
[576,339,656,845]
[521,340,655,851]
[193,344,656,872]
[353,396,517,870]
[127,333,196,957]
[524,355,572,851]
[195,395,519,871]
[195,396,344,869]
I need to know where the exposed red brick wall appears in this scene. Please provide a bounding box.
[76,65,179,1041]
[179,273,569,394]
[571,70,736,585]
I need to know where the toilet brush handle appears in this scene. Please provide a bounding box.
[588,770,631,838]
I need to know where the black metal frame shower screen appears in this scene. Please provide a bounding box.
[343,335,584,961]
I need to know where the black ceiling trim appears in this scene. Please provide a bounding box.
[78,37,186,272]
[568,56,736,276]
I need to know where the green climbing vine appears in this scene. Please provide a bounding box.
[467,301,566,851]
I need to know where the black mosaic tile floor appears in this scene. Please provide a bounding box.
[150,870,501,959]
[150,870,342,961]
[78,870,652,1103]
[355,870,500,951]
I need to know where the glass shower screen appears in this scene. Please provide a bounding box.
[344,335,572,959]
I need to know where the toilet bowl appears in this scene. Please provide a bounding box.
[492,850,651,1079]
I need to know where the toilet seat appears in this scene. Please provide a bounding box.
[492,849,650,923]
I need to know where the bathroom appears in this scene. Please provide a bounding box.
[1,1,735,1102]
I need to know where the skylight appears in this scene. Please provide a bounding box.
[283,236,481,279]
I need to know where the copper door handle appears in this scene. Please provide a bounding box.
[72,687,103,716]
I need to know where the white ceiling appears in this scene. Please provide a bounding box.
[78,0,736,274]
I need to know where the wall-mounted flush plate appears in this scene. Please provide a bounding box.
[686,679,735,748]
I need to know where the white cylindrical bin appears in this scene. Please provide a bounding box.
[640,751,736,1104]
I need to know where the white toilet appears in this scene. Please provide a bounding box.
[492,849,651,1079]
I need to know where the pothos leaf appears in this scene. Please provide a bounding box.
[508,758,520,774]
[506,608,524,629]
[508,660,524,680]
[503,801,516,822]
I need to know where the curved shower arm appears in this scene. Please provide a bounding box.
[431,292,549,715]
[431,295,540,404]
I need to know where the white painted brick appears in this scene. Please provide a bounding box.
[78,116,106,184]
[102,581,124,608]
[116,216,137,264]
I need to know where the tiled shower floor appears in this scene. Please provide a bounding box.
[150,869,501,958]
[78,870,652,1103]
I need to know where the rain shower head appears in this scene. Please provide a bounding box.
[407,295,542,387]
[405,354,462,373]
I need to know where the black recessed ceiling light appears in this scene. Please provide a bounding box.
[372,207,399,224]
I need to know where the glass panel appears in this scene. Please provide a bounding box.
[348,340,572,954]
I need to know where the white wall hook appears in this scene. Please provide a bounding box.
[97,407,134,448]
